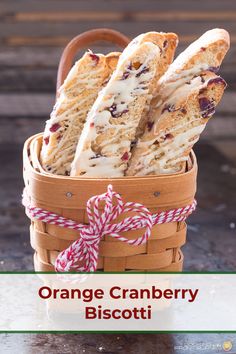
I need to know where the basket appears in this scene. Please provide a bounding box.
[23,28,197,272]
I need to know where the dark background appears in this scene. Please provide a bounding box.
[0,0,235,353]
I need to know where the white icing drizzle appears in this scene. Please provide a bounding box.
[71,42,160,177]
[155,63,209,109]
[133,124,205,176]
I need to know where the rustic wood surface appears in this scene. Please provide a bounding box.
[0,0,236,353]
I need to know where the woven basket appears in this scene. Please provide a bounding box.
[23,28,197,272]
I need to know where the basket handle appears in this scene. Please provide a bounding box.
[56,28,130,93]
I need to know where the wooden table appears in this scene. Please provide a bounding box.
[0,0,236,353]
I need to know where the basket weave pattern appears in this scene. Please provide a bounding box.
[24,134,197,272]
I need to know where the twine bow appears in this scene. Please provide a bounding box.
[22,185,196,273]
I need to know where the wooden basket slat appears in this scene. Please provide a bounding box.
[103,257,127,272]
[147,225,186,253]
[99,242,146,257]
[31,227,72,250]
[172,247,180,262]
[36,247,50,264]
[33,250,184,272]
[34,253,52,272]
[46,224,82,240]
[31,224,186,255]
[150,250,184,272]
[125,250,173,269]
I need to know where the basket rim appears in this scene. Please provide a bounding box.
[24,133,197,182]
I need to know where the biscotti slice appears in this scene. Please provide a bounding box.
[125,32,178,137]
[127,72,226,176]
[152,28,229,109]
[70,41,161,178]
[40,51,120,175]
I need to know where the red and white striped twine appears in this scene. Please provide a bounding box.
[22,184,196,273]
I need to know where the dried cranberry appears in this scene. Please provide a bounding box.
[208,77,227,87]
[109,103,128,118]
[147,121,154,131]
[122,71,130,80]
[199,97,211,110]
[89,52,99,64]
[121,152,129,161]
[164,133,174,140]
[57,134,62,141]
[109,103,117,115]
[136,66,149,77]
[208,66,220,73]
[163,40,168,48]
[161,104,175,114]
[121,64,132,80]
[49,123,61,132]
[90,122,94,128]
[201,47,206,51]
[199,97,215,118]
[44,136,49,145]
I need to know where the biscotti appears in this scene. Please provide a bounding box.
[40,51,120,175]
[70,40,161,177]
[127,28,230,176]
[126,72,227,176]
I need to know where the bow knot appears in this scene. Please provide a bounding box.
[55,184,154,272]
